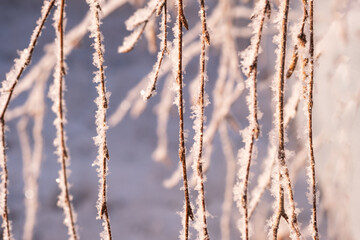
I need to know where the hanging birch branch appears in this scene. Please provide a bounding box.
[307,0,319,238]
[86,0,113,239]
[0,2,55,237]
[234,1,269,239]
[49,0,79,238]
[191,0,211,239]
[271,0,301,238]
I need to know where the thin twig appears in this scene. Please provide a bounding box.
[10,0,128,105]
[118,23,147,53]
[152,75,173,163]
[0,119,12,240]
[118,0,165,53]
[236,1,270,238]
[192,0,210,239]
[286,0,308,79]
[21,77,46,240]
[248,82,302,219]
[142,0,168,100]
[17,117,32,240]
[52,0,79,238]
[0,2,55,235]
[0,0,55,120]
[0,1,54,239]
[86,0,113,238]
[176,1,193,239]
[272,0,301,238]
[219,122,236,240]
[308,0,319,239]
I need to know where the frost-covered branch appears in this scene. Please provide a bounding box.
[248,82,302,220]
[49,0,79,238]
[234,1,269,238]
[141,0,168,100]
[307,0,319,238]
[286,0,308,79]
[0,2,55,237]
[9,0,128,105]
[118,0,165,53]
[86,0,113,239]
[271,0,301,238]
[191,0,210,239]
[219,122,236,240]
[175,1,194,240]
[18,77,47,240]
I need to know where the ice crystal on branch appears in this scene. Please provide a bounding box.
[86,0,112,239]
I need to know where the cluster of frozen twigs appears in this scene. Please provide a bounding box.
[116,0,320,239]
[3,0,357,239]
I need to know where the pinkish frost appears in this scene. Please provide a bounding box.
[49,0,79,239]
[86,0,112,239]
